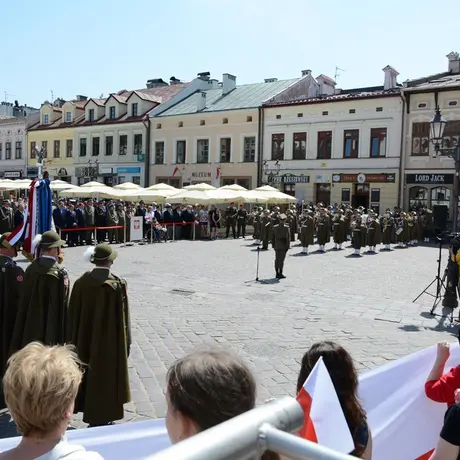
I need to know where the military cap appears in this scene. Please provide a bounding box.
[38,231,66,249]
[0,232,12,249]
[90,243,118,264]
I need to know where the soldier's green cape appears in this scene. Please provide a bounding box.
[0,255,24,410]
[10,257,69,355]
[67,269,132,425]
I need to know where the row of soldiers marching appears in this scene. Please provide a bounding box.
[0,230,132,427]
[250,204,434,256]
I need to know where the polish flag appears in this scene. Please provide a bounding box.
[297,357,354,454]
[216,166,221,180]
[172,167,179,177]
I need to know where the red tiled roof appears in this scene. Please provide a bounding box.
[263,88,401,107]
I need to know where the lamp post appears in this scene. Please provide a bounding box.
[35,147,46,179]
[263,160,281,184]
[429,107,460,309]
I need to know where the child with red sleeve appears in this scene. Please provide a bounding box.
[425,341,460,407]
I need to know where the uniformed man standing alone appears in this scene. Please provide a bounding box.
[273,213,290,279]
[68,244,131,427]
[236,204,248,239]
[225,202,238,239]
[0,232,24,410]
[10,231,69,353]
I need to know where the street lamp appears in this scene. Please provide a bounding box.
[429,107,460,231]
[430,107,460,310]
[262,160,281,184]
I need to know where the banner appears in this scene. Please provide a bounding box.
[0,344,458,459]
[130,217,143,242]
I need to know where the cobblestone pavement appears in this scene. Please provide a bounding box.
[1,238,458,438]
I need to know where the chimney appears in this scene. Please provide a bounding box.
[146,78,168,89]
[447,52,460,73]
[301,69,311,77]
[264,78,278,83]
[169,76,181,85]
[317,75,336,96]
[76,95,87,102]
[197,91,206,111]
[382,65,399,90]
[222,73,236,95]
[197,72,211,81]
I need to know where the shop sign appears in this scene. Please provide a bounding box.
[57,168,68,177]
[332,173,394,183]
[192,172,212,178]
[4,171,22,179]
[99,167,113,175]
[314,174,331,183]
[405,173,454,185]
[269,174,310,184]
[117,167,141,174]
[27,167,38,177]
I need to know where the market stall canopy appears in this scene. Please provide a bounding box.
[146,183,177,192]
[168,188,240,205]
[113,182,143,190]
[183,183,216,191]
[252,185,297,204]
[50,180,78,191]
[219,184,248,192]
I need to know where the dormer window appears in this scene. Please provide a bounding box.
[132,103,138,117]
[43,114,49,125]
[89,109,94,122]
[109,106,116,120]
[65,111,72,123]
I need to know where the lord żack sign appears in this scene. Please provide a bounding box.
[406,174,454,185]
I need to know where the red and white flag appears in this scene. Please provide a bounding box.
[172,167,179,177]
[216,166,221,180]
[297,356,354,454]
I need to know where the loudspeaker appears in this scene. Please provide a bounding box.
[432,205,449,231]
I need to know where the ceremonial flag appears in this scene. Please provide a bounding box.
[297,356,354,454]
[216,166,221,180]
[359,344,460,460]
[172,167,179,177]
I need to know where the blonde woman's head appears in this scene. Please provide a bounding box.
[3,342,83,437]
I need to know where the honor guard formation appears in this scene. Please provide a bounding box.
[249,203,435,279]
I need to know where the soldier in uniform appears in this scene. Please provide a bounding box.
[225,202,237,239]
[332,209,346,250]
[68,244,131,427]
[106,202,119,244]
[316,208,329,252]
[260,209,272,250]
[299,210,315,254]
[84,199,95,245]
[351,215,364,256]
[95,201,107,243]
[286,209,297,242]
[273,214,290,279]
[0,232,24,410]
[251,207,261,244]
[366,210,381,253]
[10,231,69,354]
[117,204,126,243]
[381,209,394,251]
[236,204,248,239]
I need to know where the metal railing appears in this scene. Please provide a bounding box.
[147,397,355,460]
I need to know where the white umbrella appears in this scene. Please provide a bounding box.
[80,181,107,188]
[113,182,142,190]
[252,185,297,204]
[121,189,173,203]
[50,180,78,191]
[168,189,239,205]
[238,190,269,203]
[59,186,123,199]
[146,183,177,191]
[219,184,248,192]
[184,183,216,191]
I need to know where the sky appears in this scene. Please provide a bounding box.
[2,0,460,108]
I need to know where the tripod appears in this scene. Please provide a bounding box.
[413,237,452,322]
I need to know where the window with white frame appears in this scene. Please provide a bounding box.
[243,137,256,162]
[155,141,165,164]
[15,141,22,159]
[132,103,138,117]
[134,134,143,155]
[197,139,209,163]
[176,140,186,164]
[43,114,49,124]
[109,106,116,119]
[220,138,231,162]
[65,111,72,123]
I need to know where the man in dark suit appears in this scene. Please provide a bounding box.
[162,203,173,240]
[75,202,86,246]
[136,201,147,239]
[53,200,68,242]
[65,203,78,247]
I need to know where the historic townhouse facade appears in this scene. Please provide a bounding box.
[26,101,83,181]
[401,52,460,219]
[262,66,403,213]
[148,71,320,188]
[73,80,188,186]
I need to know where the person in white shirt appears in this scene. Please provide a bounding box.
[0,342,103,460]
